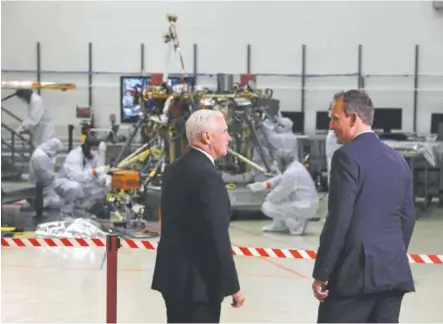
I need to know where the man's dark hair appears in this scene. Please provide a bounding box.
[333,90,374,126]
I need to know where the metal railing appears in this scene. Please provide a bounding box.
[1,105,34,181]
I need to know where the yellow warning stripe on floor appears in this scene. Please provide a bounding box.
[13,232,36,237]
[1,227,17,232]
[1,227,36,237]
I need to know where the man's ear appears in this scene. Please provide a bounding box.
[202,131,211,145]
[350,114,357,127]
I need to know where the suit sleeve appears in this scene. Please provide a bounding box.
[313,149,359,282]
[199,172,240,296]
[399,170,415,250]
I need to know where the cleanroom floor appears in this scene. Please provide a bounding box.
[2,198,443,323]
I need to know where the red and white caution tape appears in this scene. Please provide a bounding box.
[232,246,317,260]
[2,238,442,265]
[407,254,443,265]
[1,237,106,248]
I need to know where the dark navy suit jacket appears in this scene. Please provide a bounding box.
[313,132,416,297]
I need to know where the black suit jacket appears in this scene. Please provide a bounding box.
[313,132,416,297]
[151,148,240,302]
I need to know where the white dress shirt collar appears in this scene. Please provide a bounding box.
[353,129,374,140]
[191,146,215,165]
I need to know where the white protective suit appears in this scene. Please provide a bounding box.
[262,117,298,159]
[28,138,64,209]
[56,146,110,215]
[19,92,55,148]
[248,157,319,235]
[222,117,298,184]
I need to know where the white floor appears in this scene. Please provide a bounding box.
[2,203,443,323]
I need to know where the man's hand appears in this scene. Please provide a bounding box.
[231,290,246,308]
[312,280,329,302]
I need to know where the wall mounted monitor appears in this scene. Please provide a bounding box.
[372,108,403,133]
[430,113,443,135]
[120,75,195,123]
[316,111,330,131]
[281,111,305,134]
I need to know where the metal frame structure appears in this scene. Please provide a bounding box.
[1,15,441,227]
[2,43,438,134]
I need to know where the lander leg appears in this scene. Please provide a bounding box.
[111,116,147,167]
[245,117,272,173]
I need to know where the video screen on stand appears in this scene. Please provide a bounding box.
[120,76,151,123]
[120,75,195,123]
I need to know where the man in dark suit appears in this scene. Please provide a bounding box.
[312,90,416,323]
[151,109,245,323]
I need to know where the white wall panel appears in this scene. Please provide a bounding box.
[1,1,442,135]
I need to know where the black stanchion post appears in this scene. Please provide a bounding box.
[106,234,120,324]
[68,124,74,152]
[34,181,44,219]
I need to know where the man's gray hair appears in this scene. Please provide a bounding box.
[333,90,374,126]
[185,109,223,144]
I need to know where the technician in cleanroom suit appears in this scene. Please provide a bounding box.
[262,117,298,161]
[247,150,319,235]
[222,116,298,184]
[55,136,111,216]
[28,138,64,209]
[15,89,55,148]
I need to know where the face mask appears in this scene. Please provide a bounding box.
[82,146,95,160]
